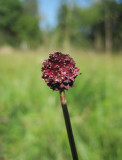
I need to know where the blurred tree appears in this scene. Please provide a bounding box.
[14,15,41,48]
[0,0,42,47]
[69,4,103,49]
[15,0,42,48]
[57,2,103,49]
[0,0,22,45]
[57,3,68,45]
[113,1,122,50]
[101,0,117,52]
[99,0,122,52]
[23,0,39,17]
[56,0,122,52]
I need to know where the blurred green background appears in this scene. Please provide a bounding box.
[0,0,122,160]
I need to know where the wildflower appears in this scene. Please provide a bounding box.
[42,52,80,91]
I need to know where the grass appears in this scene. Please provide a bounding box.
[0,51,122,160]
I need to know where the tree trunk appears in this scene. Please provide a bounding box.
[105,8,112,53]
[94,30,102,52]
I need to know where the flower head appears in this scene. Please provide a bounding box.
[41,52,80,91]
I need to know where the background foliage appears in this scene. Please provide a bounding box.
[0,0,122,51]
[0,0,122,159]
[0,0,41,47]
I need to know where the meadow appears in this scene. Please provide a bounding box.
[0,50,122,160]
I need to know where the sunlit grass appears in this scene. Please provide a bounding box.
[0,51,122,160]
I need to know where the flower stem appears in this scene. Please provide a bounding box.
[60,91,78,160]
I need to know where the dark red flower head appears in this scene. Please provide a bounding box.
[41,52,80,91]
